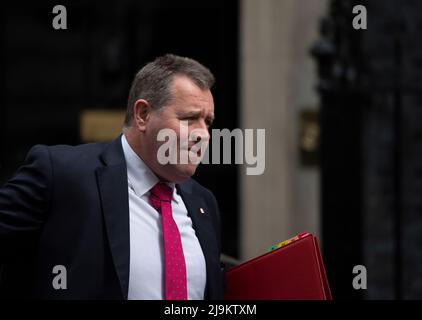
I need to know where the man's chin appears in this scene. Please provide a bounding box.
[171,164,198,182]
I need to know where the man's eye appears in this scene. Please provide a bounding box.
[185,117,202,124]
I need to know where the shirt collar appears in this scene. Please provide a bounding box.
[121,134,178,203]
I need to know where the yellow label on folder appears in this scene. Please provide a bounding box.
[268,232,310,252]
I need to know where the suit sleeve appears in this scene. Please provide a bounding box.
[0,145,52,260]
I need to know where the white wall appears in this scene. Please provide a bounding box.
[239,0,328,260]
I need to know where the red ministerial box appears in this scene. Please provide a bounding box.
[224,233,332,300]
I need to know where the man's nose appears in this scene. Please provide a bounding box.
[191,121,210,141]
[197,119,210,136]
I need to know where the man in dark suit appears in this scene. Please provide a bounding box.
[0,54,224,299]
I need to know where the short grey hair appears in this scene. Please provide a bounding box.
[124,54,215,126]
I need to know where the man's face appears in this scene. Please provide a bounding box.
[142,76,214,183]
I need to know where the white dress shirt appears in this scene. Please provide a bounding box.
[121,134,207,300]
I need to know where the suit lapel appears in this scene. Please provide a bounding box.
[96,136,130,299]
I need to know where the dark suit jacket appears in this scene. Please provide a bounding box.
[0,136,224,299]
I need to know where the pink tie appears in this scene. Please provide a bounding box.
[149,183,188,300]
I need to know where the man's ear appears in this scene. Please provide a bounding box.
[133,99,152,132]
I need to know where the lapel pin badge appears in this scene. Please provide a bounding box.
[199,208,205,214]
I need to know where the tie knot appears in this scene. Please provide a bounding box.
[150,183,173,202]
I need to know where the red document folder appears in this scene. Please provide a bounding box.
[224,233,332,300]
